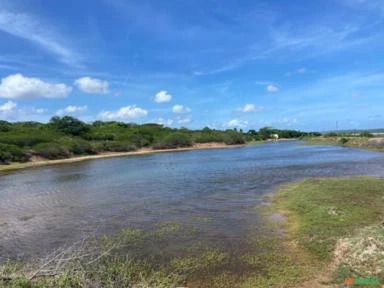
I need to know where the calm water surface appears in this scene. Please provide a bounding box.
[1,141,384,262]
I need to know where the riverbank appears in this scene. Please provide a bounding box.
[303,136,384,152]
[0,142,256,173]
[263,176,384,287]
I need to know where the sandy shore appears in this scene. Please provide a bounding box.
[0,142,251,173]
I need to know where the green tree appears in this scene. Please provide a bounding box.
[49,116,90,136]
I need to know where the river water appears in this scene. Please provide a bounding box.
[1,141,384,262]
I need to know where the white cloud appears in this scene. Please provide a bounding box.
[56,105,88,115]
[236,104,262,113]
[32,108,47,114]
[285,67,307,77]
[154,90,172,103]
[277,118,298,127]
[177,117,192,125]
[172,104,191,114]
[0,11,82,67]
[266,84,279,93]
[0,74,72,99]
[154,117,174,126]
[226,119,248,128]
[0,100,17,112]
[99,106,148,120]
[74,77,109,94]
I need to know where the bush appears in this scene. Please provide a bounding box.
[0,133,52,147]
[153,133,193,149]
[102,141,137,152]
[49,116,90,136]
[0,144,30,164]
[82,133,115,141]
[34,143,71,160]
[222,131,245,145]
[339,138,349,145]
[359,132,374,138]
[193,132,224,143]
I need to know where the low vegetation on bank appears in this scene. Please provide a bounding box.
[265,176,384,286]
[0,117,312,165]
[302,132,384,152]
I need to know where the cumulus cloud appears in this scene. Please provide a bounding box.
[177,117,192,125]
[56,105,88,115]
[32,108,47,114]
[154,90,172,103]
[226,119,248,128]
[155,117,174,126]
[0,74,72,99]
[278,117,298,126]
[172,105,191,114]
[0,100,17,112]
[99,106,148,120]
[74,77,109,94]
[236,104,262,113]
[266,84,279,93]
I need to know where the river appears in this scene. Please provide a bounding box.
[1,141,384,262]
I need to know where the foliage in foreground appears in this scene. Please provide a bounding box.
[0,219,312,288]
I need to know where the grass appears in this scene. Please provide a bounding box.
[302,136,384,152]
[268,176,384,285]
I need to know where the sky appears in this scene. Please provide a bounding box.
[0,0,384,131]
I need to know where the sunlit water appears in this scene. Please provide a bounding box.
[1,141,384,262]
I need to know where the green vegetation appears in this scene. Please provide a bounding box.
[0,222,312,288]
[303,135,384,152]
[0,116,310,165]
[268,177,384,285]
[247,127,316,140]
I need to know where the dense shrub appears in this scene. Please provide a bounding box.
[153,133,193,149]
[359,132,374,138]
[0,120,11,132]
[193,132,224,143]
[49,116,90,136]
[34,143,71,160]
[82,133,115,141]
[222,131,245,145]
[0,144,30,164]
[339,138,349,145]
[0,132,52,147]
[102,141,137,152]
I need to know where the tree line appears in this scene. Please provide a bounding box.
[0,116,313,164]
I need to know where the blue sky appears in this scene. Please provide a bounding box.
[0,0,384,131]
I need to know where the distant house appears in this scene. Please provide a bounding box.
[271,134,279,141]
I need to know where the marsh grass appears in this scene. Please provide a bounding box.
[269,177,384,285]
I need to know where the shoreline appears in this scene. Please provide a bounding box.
[302,136,384,152]
[0,142,254,173]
